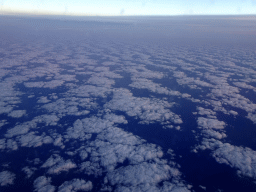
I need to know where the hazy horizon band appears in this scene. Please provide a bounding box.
[1,0,256,16]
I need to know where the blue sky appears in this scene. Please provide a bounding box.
[0,0,256,16]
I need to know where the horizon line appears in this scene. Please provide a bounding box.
[1,10,256,18]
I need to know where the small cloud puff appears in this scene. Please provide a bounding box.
[197,117,226,129]
[41,154,77,175]
[0,171,15,186]
[8,110,26,118]
[58,179,93,192]
[37,96,51,103]
[33,176,55,192]
[22,166,36,178]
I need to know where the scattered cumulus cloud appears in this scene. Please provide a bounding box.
[8,110,26,118]
[197,117,226,129]
[1,25,256,192]
[33,176,55,192]
[41,154,77,175]
[105,88,182,125]
[0,171,15,186]
[58,179,93,192]
[196,138,256,179]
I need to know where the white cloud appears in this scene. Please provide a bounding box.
[79,150,88,161]
[0,139,6,150]
[105,89,182,125]
[197,139,256,179]
[66,114,127,140]
[65,122,92,141]
[222,96,256,114]
[0,120,8,128]
[55,74,77,82]
[76,120,186,190]
[229,110,238,116]
[247,113,256,124]
[87,76,115,87]
[129,78,174,96]
[67,113,190,190]
[41,97,93,118]
[37,96,51,103]
[103,113,128,124]
[112,181,191,192]
[0,82,21,115]
[24,80,64,89]
[80,161,102,177]
[197,117,226,129]
[125,65,165,79]
[58,179,93,192]
[8,110,26,118]
[5,114,59,138]
[214,143,256,178]
[202,73,256,123]
[6,139,18,150]
[129,77,189,98]
[201,129,226,140]
[53,135,64,148]
[0,171,15,186]
[18,132,53,148]
[105,162,182,189]
[34,114,60,126]
[96,126,141,146]
[5,124,31,138]
[22,166,36,178]
[233,82,255,90]
[41,154,77,175]
[24,81,45,88]
[68,85,112,98]
[33,176,55,192]
[174,71,213,89]
[41,154,62,168]
[197,107,216,118]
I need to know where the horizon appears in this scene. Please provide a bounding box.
[1,0,256,16]
[1,12,256,20]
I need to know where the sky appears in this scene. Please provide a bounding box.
[0,0,256,16]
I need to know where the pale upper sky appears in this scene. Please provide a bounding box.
[0,0,256,16]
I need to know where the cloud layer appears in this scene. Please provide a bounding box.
[0,20,256,192]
